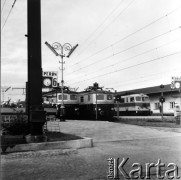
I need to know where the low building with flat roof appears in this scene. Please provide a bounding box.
[118,84,181,115]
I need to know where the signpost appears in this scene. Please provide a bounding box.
[171,76,181,90]
[42,71,58,88]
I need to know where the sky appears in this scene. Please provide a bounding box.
[1,0,181,95]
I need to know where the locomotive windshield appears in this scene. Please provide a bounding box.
[97,94,104,100]
[70,95,77,100]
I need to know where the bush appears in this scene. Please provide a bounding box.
[2,111,29,135]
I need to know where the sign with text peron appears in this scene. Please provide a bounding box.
[42,71,58,88]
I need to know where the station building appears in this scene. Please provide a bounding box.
[118,84,181,115]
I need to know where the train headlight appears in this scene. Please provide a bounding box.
[98,108,101,111]
[100,111,104,116]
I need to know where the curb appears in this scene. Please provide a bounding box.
[1,148,78,159]
[1,137,93,153]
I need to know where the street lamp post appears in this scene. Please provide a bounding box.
[45,41,78,120]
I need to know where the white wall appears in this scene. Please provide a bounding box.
[149,92,181,114]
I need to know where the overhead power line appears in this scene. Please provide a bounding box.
[71,38,181,77]
[74,0,124,57]
[71,6,181,67]
[68,51,181,86]
[109,68,180,88]
[67,67,180,90]
[75,0,135,59]
[1,0,17,31]
[65,26,181,77]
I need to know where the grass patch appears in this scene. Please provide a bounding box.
[116,117,181,128]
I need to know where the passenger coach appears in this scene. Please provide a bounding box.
[115,93,152,115]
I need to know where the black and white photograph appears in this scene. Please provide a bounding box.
[1,0,181,179]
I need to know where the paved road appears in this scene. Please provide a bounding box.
[1,120,181,180]
[47,120,181,142]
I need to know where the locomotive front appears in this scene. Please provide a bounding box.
[78,83,115,120]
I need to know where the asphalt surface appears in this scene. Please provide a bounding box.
[1,120,181,180]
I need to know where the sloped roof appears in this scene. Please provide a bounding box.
[43,88,78,97]
[118,84,179,96]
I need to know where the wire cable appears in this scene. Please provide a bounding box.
[109,68,180,88]
[1,0,17,31]
[73,38,181,76]
[74,0,124,58]
[74,0,135,59]
[71,6,181,67]
[65,26,181,76]
[68,51,181,86]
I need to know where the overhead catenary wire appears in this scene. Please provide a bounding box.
[74,0,135,59]
[70,67,180,91]
[68,51,181,86]
[74,0,124,58]
[65,26,181,77]
[108,68,180,88]
[68,38,181,77]
[1,0,17,31]
[70,6,181,67]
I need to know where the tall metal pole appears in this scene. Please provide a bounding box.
[45,42,78,120]
[60,52,65,118]
[27,0,45,136]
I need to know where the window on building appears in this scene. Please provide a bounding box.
[70,95,77,100]
[170,102,175,109]
[58,95,67,100]
[107,95,112,100]
[80,96,84,102]
[155,102,160,110]
[97,94,104,100]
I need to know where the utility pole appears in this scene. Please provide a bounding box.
[27,0,45,137]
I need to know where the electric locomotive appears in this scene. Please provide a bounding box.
[43,86,79,119]
[114,93,152,115]
[78,83,115,120]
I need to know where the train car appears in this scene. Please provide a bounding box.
[43,87,79,119]
[78,83,115,120]
[115,93,152,115]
